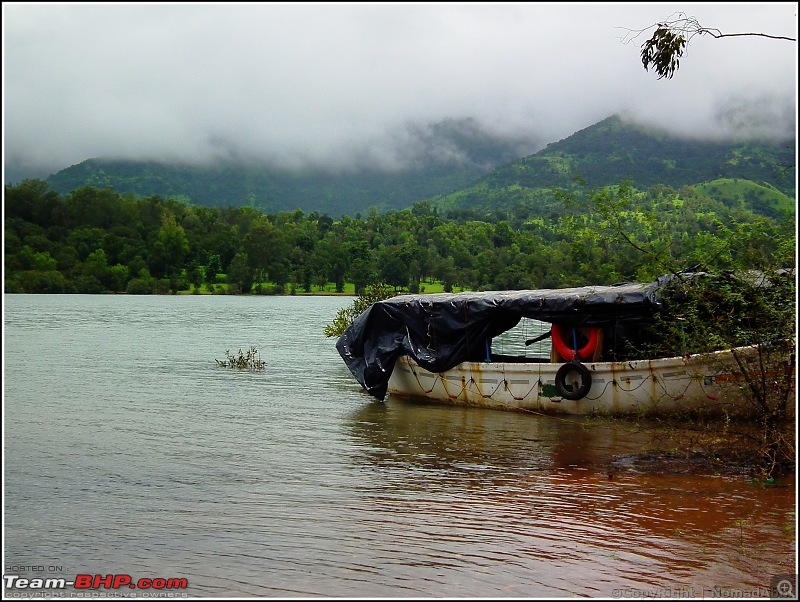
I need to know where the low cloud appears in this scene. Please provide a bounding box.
[3,3,796,182]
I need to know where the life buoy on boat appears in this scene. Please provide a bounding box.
[551,324,599,361]
[554,362,592,401]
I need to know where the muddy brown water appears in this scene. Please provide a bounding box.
[4,295,795,597]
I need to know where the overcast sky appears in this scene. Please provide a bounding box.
[2,2,797,182]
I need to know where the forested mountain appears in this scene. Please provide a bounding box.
[429,116,796,216]
[42,117,539,217]
[39,114,796,218]
[5,115,796,295]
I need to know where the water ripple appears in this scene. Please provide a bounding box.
[3,295,795,597]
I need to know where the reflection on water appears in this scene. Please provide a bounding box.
[3,295,795,598]
[349,396,565,472]
[345,396,796,597]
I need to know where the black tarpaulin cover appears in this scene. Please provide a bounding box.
[336,278,670,400]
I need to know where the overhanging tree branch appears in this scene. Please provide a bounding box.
[619,12,797,79]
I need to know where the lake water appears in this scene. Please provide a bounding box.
[3,294,796,598]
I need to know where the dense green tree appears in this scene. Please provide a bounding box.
[126,268,157,294]
[109,264,130,293]
[156,212,190,278]
[243,216,285,285]
[227,252,253,294]
[312,234,348,293]
[83,249,112,289]
[4,178,62,226]
[378,245,410,291]
[3,179,794,298]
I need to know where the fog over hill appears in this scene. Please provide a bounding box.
[4,3,796,183]
[40,114,795,218]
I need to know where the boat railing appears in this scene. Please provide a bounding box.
[487,353,551,364]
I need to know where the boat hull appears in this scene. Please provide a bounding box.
[387,346,791,416]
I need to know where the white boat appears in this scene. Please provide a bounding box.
[336,273,794,417]
[388,345,767,416]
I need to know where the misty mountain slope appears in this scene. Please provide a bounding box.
[44,160,487,217]
[41,115,795,218]
[43,117,540,217]
[429,115,796,216]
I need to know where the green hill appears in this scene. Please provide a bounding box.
[430,116,795,218]
[43,117,537,217]
[41,114,796,218]
[694,179,794,218]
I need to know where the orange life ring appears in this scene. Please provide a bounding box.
[551,324,599,361]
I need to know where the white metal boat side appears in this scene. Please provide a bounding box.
[387,346,779,416]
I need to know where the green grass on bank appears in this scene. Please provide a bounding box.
[177,279,469,296]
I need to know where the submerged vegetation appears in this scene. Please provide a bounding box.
[215,347,266,370]
[565,185,796,478]
[326,184,796,478]
[629,271,796,478]
[5,176,795,476]
[324,282,395,338]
